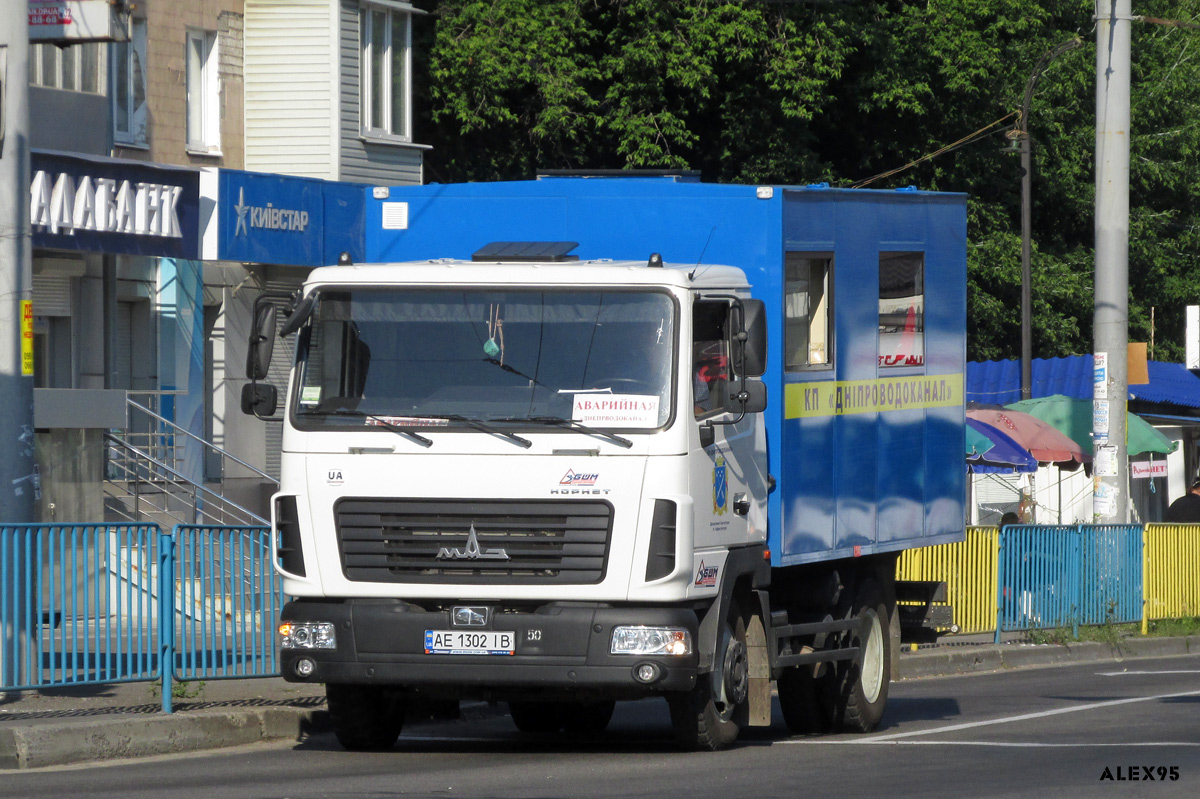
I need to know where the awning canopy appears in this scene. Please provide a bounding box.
[966,421,995,457]
[966,417,1038,473]
[966,406,1089,465]
[1005,394,1177,457]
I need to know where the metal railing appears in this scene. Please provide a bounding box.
[0,524,284,713]
[996,524,1142,639]
[167,525,282,690]
[4,521,1199,714]
[900,523,1182,641]
[898,526,999,635]
[0,524,162,690]
[1143,523,1200,628]
[104,394,278,527]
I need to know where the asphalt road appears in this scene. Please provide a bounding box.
[6,653,1199,799]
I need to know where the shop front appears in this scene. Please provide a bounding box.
[30,150,202,523]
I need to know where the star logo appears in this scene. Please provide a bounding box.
[234,187,249,236]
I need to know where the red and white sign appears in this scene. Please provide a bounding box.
[28,1,125,43]
[29,3,71,26]
[1130,461,1168,479]
[572,394,660,429]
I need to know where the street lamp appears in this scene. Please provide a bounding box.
[1014,36,1083,400]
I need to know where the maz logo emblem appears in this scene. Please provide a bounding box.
[452,606,490,627]
[436,523,510,561]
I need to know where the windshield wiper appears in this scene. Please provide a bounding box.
[308,408,433,448]
[501,416,634,449]
[439,415,532,449]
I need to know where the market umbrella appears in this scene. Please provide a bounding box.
[966,417,1038,473]
[1005,394,1177,457]
[966,421,995,457]
[965,406,1089,464]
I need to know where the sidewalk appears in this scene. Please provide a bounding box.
[1,635,1197,769]
[0,676,329,769]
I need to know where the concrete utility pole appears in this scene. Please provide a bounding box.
[1,4,36,522]
[1,0,35,686]
[1093,0,1131,522]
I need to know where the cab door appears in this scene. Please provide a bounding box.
[689,299,768,553]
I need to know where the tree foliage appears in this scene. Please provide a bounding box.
[416,0,1200,362]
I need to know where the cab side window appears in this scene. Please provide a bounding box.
[692,302,730,418]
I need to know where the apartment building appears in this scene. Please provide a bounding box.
[27,1,425,524]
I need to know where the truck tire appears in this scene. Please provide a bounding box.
[562,700,615,734]
[668,600,748,751]
[326,683,404,751]
[508,701,564,733]
[836,579,891,732]
[777,666,834,734]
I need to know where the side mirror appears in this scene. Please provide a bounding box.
[241,382,278,417]
[246,300,277,381]
[732,299,767,377]
[719,379,767,414]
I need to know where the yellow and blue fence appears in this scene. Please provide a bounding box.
[1143,523,1200,629]
[4,522,1197,712]
[898,524,1200,642]
[0,524,282,713]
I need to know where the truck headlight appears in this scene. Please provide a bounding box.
[279,621,336,650]
[610,626,691,656]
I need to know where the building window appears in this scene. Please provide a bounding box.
[878,252,925,368]
[30,42,103,93]
[186,29,221,153]
[784,253,833,370]
[112,17,148,147]
[360,3,411,141]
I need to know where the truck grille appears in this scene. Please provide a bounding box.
[335,499,613,584]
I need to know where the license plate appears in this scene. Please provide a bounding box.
[424,629,515,655]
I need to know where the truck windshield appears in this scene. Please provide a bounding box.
[292,288,676,429]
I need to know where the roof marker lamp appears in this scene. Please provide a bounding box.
[279,621,336,650]
[610,626,691,656]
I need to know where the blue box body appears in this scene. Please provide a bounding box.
[364,177,967,566]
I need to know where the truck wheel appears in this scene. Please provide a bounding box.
[562,700,615,734]
[837,580,891,732]
[507,701,564,733]
[777,666,834,734]
[668,600,748,751]
[326,683,404,751]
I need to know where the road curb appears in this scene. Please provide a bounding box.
[900,635,1200,680]
[2,637,1195,768]
[0,707,330,770]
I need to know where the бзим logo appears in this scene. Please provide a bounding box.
[694,561,718,587]
[560,470,599,486]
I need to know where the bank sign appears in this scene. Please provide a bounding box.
[218,171,324,266]
[30,151,200,259]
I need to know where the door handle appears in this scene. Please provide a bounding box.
[733,493,750,516]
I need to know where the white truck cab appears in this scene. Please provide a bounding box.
[247,252,778,750]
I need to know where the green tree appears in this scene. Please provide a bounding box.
[421,0,858,181]
[416,0,1200,363]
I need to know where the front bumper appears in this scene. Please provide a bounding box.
[279,599,699,696]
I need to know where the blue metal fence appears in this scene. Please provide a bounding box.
[1079,525,1143,626]
[0,524,282,712]
[996,523,1142,642]
[1,524,162,690]
[164,525,283,709]
[0,521,1180,710]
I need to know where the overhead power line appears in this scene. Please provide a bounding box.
[851,111,1019,189]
